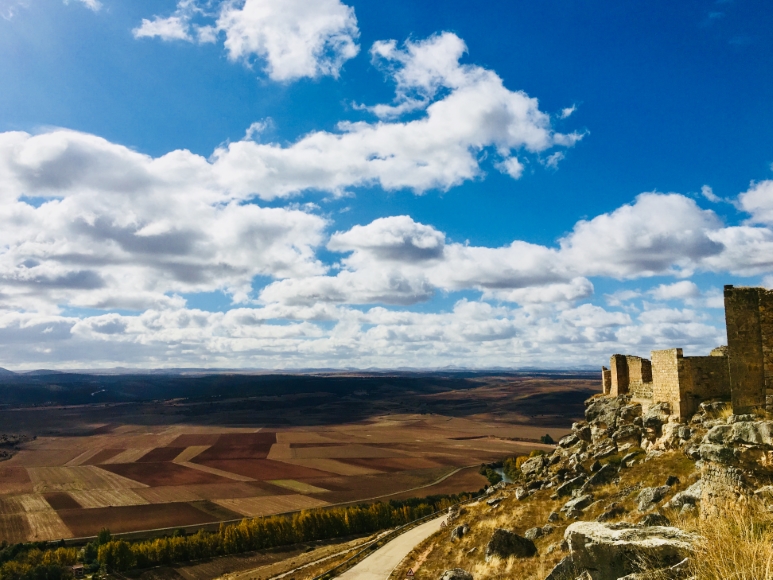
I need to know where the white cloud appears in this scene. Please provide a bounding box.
[650,281,701,300]
[701,184,721,202]
[738,179,773,225]
[560,105,577,119]
[218,0,359,81]
[133,16,193,41]
[134,0,360,81]
[65,0,101,12]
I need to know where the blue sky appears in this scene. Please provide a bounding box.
[0,0,771,369]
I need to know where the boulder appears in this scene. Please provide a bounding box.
[612,424,642,447]
[563,521,696,580]
[547,511,561,523]
[619,403,643,424]
[637,486,670,511]
[585,396,630,430]
[485,528,537,560]
[544,556,577,580]
[591,441,618,460]
[573,422,592,442]
[663,480,702,510]
[698,443,736,464]
[439,569,473,580]
[525,526,545,541]
[642,402,671,431]
[728,421,773,446]
[596,502,626,522]
[560,434,580,448]
[583,463,617,488]
[450,524,469,540]
[521,455,546,477]
[515,487,528,500]
[557,475,587,497]
[562,494,594,514]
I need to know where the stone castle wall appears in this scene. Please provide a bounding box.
[725,286,767,413]
[602,285,771,417]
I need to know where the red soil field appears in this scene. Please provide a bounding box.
[136,447,185,463]
[288,443,343,448]
[305,469,454,504]
[0,466,33,495]
[192,459,333,481]
[168,434,221,447]
[100,463,232,487]
[188,500,242,521]
[57,503,216,537]
[83,448,124,465]
[42,493,82,510]
[193,433,277,461]
[0,514,31,543]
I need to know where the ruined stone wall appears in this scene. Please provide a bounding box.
[687,356,730,400]
[609,354,629,396]
[724,285,766,413]
[630,382,653,401]
[601,367,611,395]
[652,348,693,420]
[759,289,773,391]
[627,356,652,388]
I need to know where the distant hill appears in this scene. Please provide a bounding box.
[0,368,15,375]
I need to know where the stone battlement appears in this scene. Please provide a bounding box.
[602,285,772,420]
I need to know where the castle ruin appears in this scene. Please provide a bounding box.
[602,285,773,420]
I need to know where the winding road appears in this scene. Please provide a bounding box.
[337,515,446,580]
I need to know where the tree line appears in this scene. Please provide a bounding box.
[0,493,474,578]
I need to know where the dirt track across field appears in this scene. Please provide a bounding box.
[337,515,446,580]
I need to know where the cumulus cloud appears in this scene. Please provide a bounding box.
[0,129,327,312]
[133,0,359,81]
[649,281,701,301]
[738,180,773,225]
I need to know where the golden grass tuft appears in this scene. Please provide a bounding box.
[680,498,773,580]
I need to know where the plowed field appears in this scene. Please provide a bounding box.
[191,459,334,480]
[58,503,216,537]
[0,514,30,543]
[99,463,232,487]
[213,494,328,517]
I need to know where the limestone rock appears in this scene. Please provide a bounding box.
[560,434,580,448]
[515,487,528,500]
[521,455,546,477]
[583,463,617,488]
[643,402,671,431]
[544,555,576,580]
[562,494,593,514]
[563,521,696,580]
[698,443,736,464]
[589,460,601,472]
[548,511,561,523]
[451,524,469,540]
[439,569,473,580]
[613,424,643,447]
[663,480,702,510]
[637,486,670,511]
[573,422,592,442]
[596,502,626,522]
[525,526,545,541]
[485,528,537,560]
[557,475,587,497]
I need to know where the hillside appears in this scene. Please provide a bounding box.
[392,393,773,580]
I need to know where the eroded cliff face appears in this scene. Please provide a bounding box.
[421,393,773,580]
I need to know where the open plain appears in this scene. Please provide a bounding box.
[0,371,596,542]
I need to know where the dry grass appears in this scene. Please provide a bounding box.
[679,499,773,580]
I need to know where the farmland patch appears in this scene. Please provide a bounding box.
[336,457,445,472]
[276,458,382,476]
[101,448,156,464]
[0,466,32,495]
[213,495,328,517]
[266,480,328,494]
[42,492,82,510]
[168,434,221,447]
[176,462,255,482]
[99,462,233,487]
[0,514,30,543]
[172,446,210,463]
[57,503,216,537]
[69,489,149,508]
[290,444,404,460]
[26,510,72,541]
[136,447,185,463]
[82,448,124,465]
[27,466,147,492]
[192,459,334,481]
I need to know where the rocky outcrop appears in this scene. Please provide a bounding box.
[637,485,670,511]
[450,524,469,540]
[485,528,537,560]
[556,522,696,580]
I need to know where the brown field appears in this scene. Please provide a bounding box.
[213,494,329,517]
[68,489,149,508]
[27,465,147,493]
[267,480,329,494]
[0,372,594,539]
[58,503,216,537]
[192,459,335,481]
[173,446,211,463]
[0,466,33,495]
[99,462,233,487]
[26,510,72,541]
[0,514,30,543]
[42,492,82,510]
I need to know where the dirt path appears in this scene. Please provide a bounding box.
[337,516,445,580]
